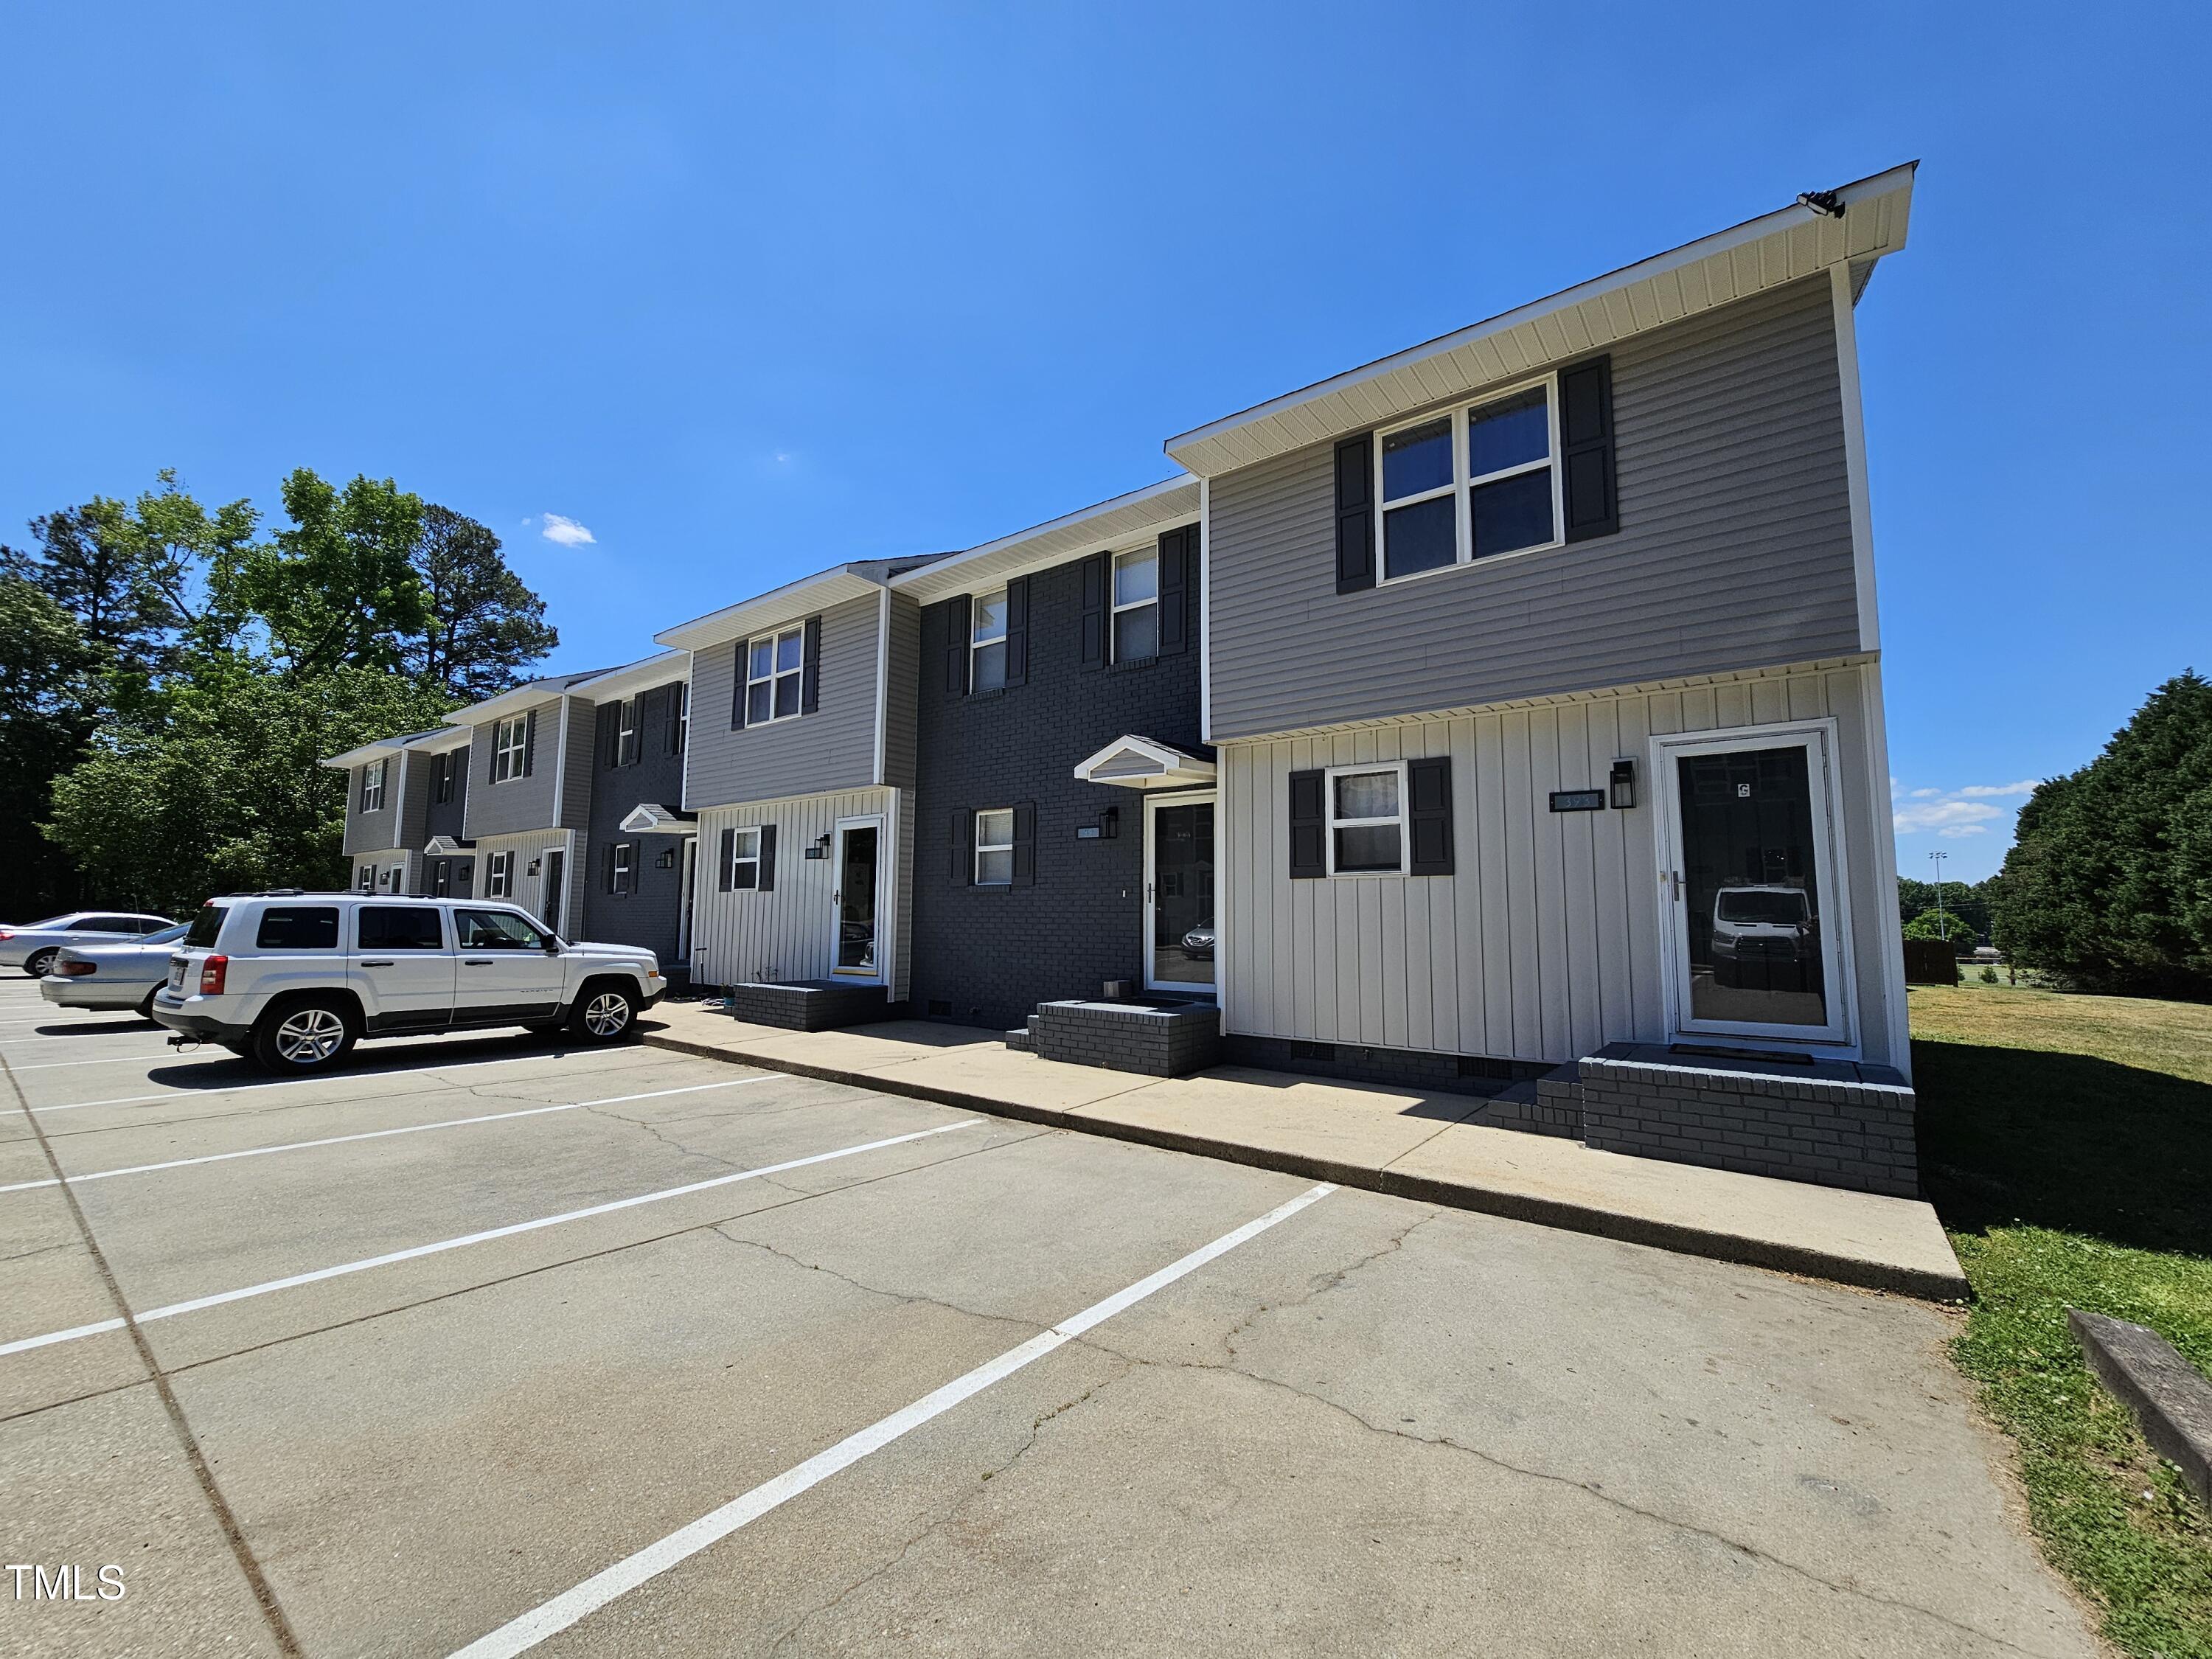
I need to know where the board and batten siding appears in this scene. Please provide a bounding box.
[1206,276,1860,742]
[463,699,563,838]
[684,594,883,809]
[1218,662,1902,1071]
[471,828,581,936]
[689,787,912,1000]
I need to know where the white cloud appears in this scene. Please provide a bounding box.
[539,512,597,549]
[1938,824,1989,838]
[1955,779,2039,798]
[1893,798,2004,834]
[1908,787,1941,799]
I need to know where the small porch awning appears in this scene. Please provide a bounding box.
[620,802,699,835]
[422,835,475,856]
[1071,735,1217,791]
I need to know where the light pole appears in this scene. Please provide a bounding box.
[1928,849,1949,942]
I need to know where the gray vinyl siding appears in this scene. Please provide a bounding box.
[558,700,596,830]
[684,594,883,808]
[1217,661,1902,1072]
[881,594,920,790]
[691,787,910,999]
[1206,276,1860,741]
[462,700,561,838]
[341,763,398,855]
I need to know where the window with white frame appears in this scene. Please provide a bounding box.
[974,809,1015,886]
[492,715,529,782]
[1111,548,1158,663]
[728,827,761,890]
[434,750,456,804]
[1329,765,1407,874]
[1377,378,1560,582]
[672,682,688,753]
[357,865,375,892]
[745,626,805,724]
[611,842,634,895]
[971,588,1008,692]
[487,850,512,897]
[613,698,639,766]
[360,759,386,812]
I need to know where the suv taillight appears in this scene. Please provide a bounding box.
[199,956,228,995]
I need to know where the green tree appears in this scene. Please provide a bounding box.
[406,505,559,698]
[46,664,457,913]
[1903,908,1979,947]
[0,574,100,919]
[1990,670,2212,997]
[218,470,427,674]
[1896,874,1993,940]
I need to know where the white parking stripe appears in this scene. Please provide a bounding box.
[0,1121,985,1359]
[10,1052,215,1071]
[0,1077,778,1194]
[20,1049,632,1113]
[447,1183,1338,1659]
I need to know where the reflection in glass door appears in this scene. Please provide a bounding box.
[833,820,880,976]
[1660,730,1850,1043]
[1146,796,1215,992]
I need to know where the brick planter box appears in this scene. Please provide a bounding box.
[1030,1000,1219,1077]
[726,980,888,1032]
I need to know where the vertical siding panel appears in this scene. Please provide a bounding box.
[1293,737,1320,1042]
[1587,698,1635,1044]
[1556,702,1603,1057]
[1714,681,1753,731]
[1788,672,1829,722]
[1475,712,1512,1054]
[1528,707,1571,1061]
[1617,692,1659,1038]
[1499,710,1541,1059]
[1444,717,1479,1055]
[1378,725,1411,1049]
[1750,675,1790,726]
[1681,684,1719,734]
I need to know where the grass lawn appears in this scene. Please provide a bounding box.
[1913,984,2212,1658]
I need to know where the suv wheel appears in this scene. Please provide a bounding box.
[252,997,358,1074]
[23,948,58,978]
[571,983,639,1044]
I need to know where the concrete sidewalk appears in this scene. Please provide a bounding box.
[642,1003,1969,1301]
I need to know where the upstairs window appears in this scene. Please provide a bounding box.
[1377,378,1561,582]
[492,715,529,782]
[974,809,1015,886]
[971,588,1008,692]
[359,759,386,812]
[612,698,640,766]
[1111,548,1158,663]
[746,626,805,725]
[671,682,688,754]
[434,750,456,804]
[1329,765,1406,874]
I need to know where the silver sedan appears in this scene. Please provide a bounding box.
[0,911,177,977]
[39,924,192,1018]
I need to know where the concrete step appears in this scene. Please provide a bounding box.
[1004,1029,1034,1053]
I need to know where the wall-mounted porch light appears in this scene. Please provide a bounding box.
[1609,759,1637,810]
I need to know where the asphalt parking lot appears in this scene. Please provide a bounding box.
[0,975,2098,1658]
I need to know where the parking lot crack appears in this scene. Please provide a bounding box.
[707,1228,1040,1337]
[1206,1209,1443,1365]
[580,1104,745,1170]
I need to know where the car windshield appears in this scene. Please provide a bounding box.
[25,915,79,929]
[1717,891,1809,925]
[184,907,228,949]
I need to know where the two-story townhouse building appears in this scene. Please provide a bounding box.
[1160,163,1919,1191]
[656,557,942,1015]
[569,651,699,981]
[892,478,1211,1032]
[450,667,616,936]
[324,725,476,897]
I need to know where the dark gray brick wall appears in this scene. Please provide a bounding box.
[1031,1001,1220,1077]
[579,681,690,967]
[728,979,888,1031]
[1219,1035,1541,1095]
[910,554,1206,1033]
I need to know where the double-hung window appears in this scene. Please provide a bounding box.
[672,683,688,753]
[1111,548,1158,663]
[613,698,639,766]
[434,751,456,804]
[745,627,805,724]
[728,827,761,890]
[974,809,1015,886]
[970,588,1008,692]
[611,842,634,895]
[1377,378,1562,582]
[360,759,386,813]
[1329,765,1407,874]
[492,715,529,782]
[487,851,512,897]
[356,866,375,893]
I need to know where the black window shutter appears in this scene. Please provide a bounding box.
[944,594,972,696]
[1158,528,1189,655]
[1407,757,1455,876]
[1079,553,1107,670]
[1334,434,1375,593]
[1559,355,1618,542]
[1004,577,1029,686]
[1289,769,1326,878]
[487,728,497,782]
[604,842,616,894]
[523,710,537,776]
[800,616,822,714]
[758,823,778,891]
[950,810,972,885]
[605,709,621,768]
[718,827,734,891]
[1012,801,1036,887]
[730,640,748,728]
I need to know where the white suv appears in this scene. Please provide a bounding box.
[152,891,666,1074]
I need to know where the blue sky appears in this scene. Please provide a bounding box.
[2,3,2204,884]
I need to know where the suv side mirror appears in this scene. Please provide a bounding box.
[542,940,562,953]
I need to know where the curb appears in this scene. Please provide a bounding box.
[643,1029,1970,1304]
[2069,1309,2212,1506]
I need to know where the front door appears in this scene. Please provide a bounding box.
[1144,794,1216,993]
[451,906,566,1024]
[1656,725,1853,1046]
[542,849,566,936]
[676,835,698,969]
[831,818,882,979]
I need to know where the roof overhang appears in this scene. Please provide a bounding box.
[320,739,406,770]
[1164,162,1917,478]
[619,803,699,835]
[1072,735,1217,791]
[891,476,1202,603]
[570,650,690,703]
[655,559,942,653]
[442,669,613,728]
[320,723,469,770]
[422,835,476,856]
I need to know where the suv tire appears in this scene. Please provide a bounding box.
[251,995,359,1074]
[23,948,58,978]
[570,981,639,1045]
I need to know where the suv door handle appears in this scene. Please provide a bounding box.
[463,959,495,967]
[359,959,395,967]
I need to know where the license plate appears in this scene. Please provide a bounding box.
[168,960,185,990]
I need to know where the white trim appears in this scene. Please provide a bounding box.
[1323,761,1409,877]
[613,696,639,768]
[678,650,695,811]
[568,650,690,703]
[359,758,386,814]
[1110,545,1160,664]
[829,814,887,981]
[619,803,696,835]
[1142,790,1217,995]
[1374,371,1564,587]
[1647,717,1860,1053]
[1830,262,1881,654]
[1856,660,1911,1077]
[872,588,890,786]
[1071,734,1217,791]
[728,825,762,891]
[1197,477,1211,745]
[742,625,808,728]
[611,841,634,897]
[973,807,1015,887]
[491,715,529,785]
[967,583,1009,692]
[887,476,1200,601]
